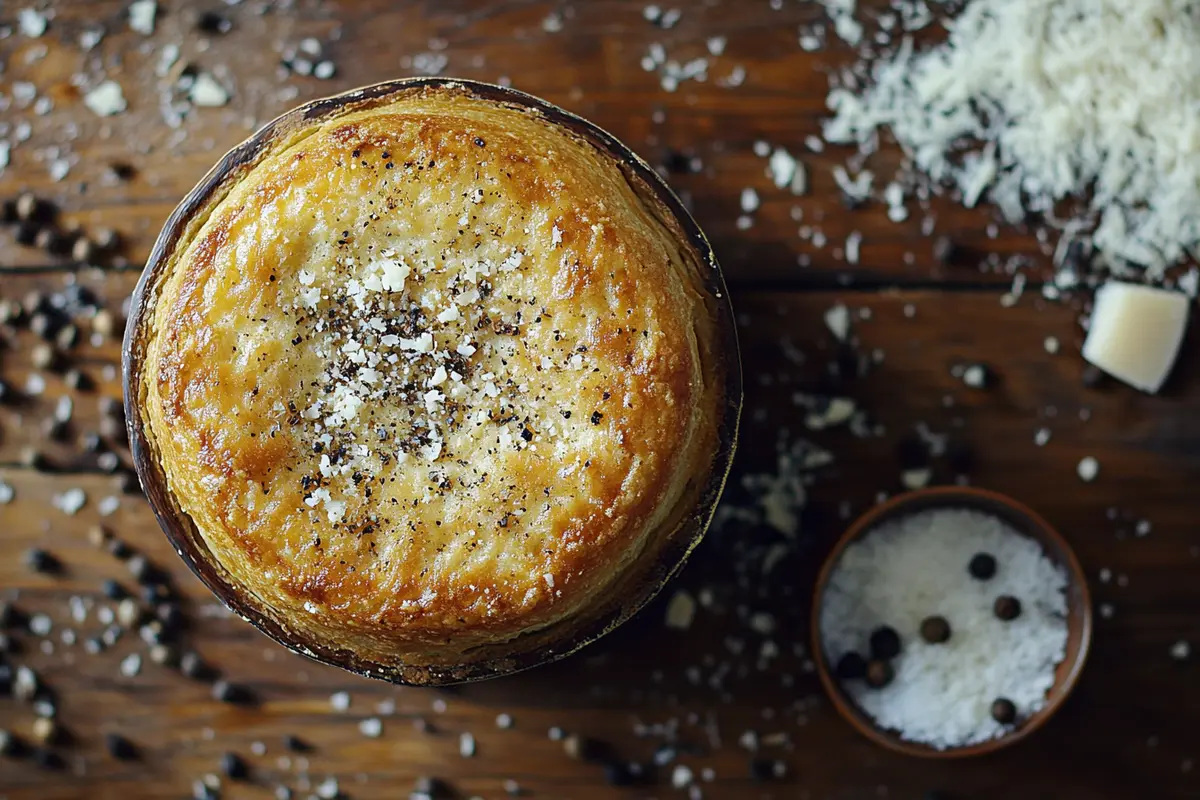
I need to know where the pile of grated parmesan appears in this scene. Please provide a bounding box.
[821,0,1200,277]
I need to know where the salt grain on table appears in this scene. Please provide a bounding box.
[820,508,1069,749]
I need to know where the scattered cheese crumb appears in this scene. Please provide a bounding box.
[191,73,230,107]
[665,590,696,630]
[1077,456,1100,483]
[128,0,157,35]
[84,81,127,117]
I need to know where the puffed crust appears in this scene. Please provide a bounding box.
[138,83,726,670]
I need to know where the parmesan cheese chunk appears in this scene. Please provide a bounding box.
[1083,281,1189,394]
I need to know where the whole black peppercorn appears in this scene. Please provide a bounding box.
[98,396,123,419]
[43,419,68,442]
[179,650,211,680]
[1081,364,1107,389]
[946,441,975,476]
[865,659,894,689]
[23,548,59,574]
[119,471,142,494]
[126,554,153,583]
[991,697,1017,724]
[105,732,138,761]
[994,595,1022,621]
[869,626,901,660]
[20,447,48,472]
[932,235,958,265]
[920,616,952,644]
[220,751,248,780]
[32,747,63,770]
[212,680,255,705]
[101,579,126,600]
[835,652,868,681]
[156,603,182,631]
[282,734,311,753]
[968,553,997,580]
[749,757,776,782]
[64,368,91,391]
[563,734,609,763]
[896,435,929,469]
[106,162,136,182]
[15,193,53,223]
[197,11,233,34]
[105,537,132,559]
[413,776,451,798]
[15,220,40,246]
[603,762,635,786]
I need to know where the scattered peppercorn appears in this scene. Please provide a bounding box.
[991,697,1017,725]
[920,615,951,644]
[212,680,255,705]
[835,651,868,681]
[749,757,777,782]
[20,447,48,472]
[932,235,958,265]
[64,368,91,391]
[993,595,1022,621]
[600,762,638,786]
[946,441,975,476]
[1081,364,1107,389]
[869,626,901,660]
[220,752,249,780]
[23,548,59,574]
[179,650,212,681]
[105,733,138,761]
[31,747,63,770]
[282,734,311,753]
[563,734,608,763]
[197,11,233,34]
[865,659,894,689]
[968,553,997,580]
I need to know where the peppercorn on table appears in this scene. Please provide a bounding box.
[1,2,1198,799]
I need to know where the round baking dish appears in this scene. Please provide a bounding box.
[123,78,742,685]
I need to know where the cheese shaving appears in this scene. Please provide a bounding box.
[822,0,1200,277]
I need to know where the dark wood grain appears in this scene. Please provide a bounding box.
[0,0,1050,286]
[1,2,1199,799]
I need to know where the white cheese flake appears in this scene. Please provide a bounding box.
[84,81,127,117]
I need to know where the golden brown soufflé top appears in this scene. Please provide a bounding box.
[140,85,726,671]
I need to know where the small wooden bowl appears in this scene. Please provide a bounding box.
[811,486,1093,758]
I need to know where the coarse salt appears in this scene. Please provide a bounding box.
[820,508,1070,750]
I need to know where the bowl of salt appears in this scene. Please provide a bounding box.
[812,486,1093,758]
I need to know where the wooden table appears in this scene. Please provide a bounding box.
[1,2,1197,798]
